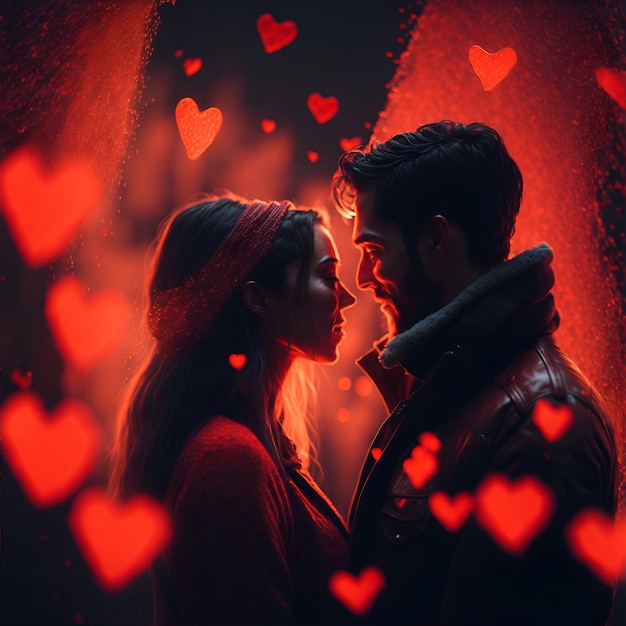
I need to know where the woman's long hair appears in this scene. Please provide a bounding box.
[109,195,322,501]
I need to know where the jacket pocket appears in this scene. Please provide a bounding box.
[379,493,430,544]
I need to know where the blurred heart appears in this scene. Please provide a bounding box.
[183,57,202,77]
[429,491,473,532]
[0,148,101,266]
[371,447,383,461]
[307,151,319,163]
[402,443,438,489]
[469,45,517,91]
[68,487,171,591]
[419,431,441,453]
[595,67,626,109]
[328,567,385,616]
[566,508,626,584]
[339,137,362,151]
[175,97,223,160]
[45,277,130,370]
[475,473,555,555]
[228,353,247,370]
[261,119,276,134]
[532,399,573,442]
[256,13,298,54]
[307,93,339,124]
[0,392,101,507]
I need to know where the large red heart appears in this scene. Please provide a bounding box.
[68,487,172,591]
[532,399,574,442]
[0,392,101,507]
[307,93,340,124]
[45,277,129,370]
[256,13,298,54]
[474,474,555,555]
[175,97,223,160]
[328,567,385,616]
[0,148,101,267]
[595,67,626,109]
[429,491,473,533]
[468,45,517,91]
[565,508,626,584]
[402,443,438,489]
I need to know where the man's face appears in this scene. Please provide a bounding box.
[352,188,442,336]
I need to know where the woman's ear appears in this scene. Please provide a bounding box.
[241,281,269,317]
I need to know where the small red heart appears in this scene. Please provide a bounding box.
[45,277,130,370]
[183,57,202,77]
[429,491,473,532]
[419,431,441,453]
[402,444,438,489]
[565,508,626,584]
[328,567,385,616]
[0,149,101,266]
[0,392,102,507]
[175,97,223,160]
[228,353,247,370]
[339,137,362,151]
[371,447,383,461]
[468,45,517,91]
[307,93,339,124]
[256,13,298,54]
[10,367,32,390]
[174,49,183,59]
[68,487,171,591]
[475,473,555,555]
[595,67,626,109]
[532,399,574,442]
[261,119,276,134]
[307,151,319,163]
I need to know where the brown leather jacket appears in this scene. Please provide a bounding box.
[349,244,618,625]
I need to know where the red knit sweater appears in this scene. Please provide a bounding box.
[152,416,349,625]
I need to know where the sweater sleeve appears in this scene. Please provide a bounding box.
[163,418,295,625]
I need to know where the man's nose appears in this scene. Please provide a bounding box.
[356,254,377,291]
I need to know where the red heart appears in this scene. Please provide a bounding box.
[183,57,202,77]
[475,474,555,555]
[371,447,383,461]
[0,148,101,266]
[228,353,247,370]
[339,137,362,151]
[566,508,626,584]
[256,13,298,54]
[175,97,223,160]
[174,49,183,58]
[261,119,276,134]
[0,392,101,507]
[402,444,438,489]
[10,367,32,390]
[45,277,130,370]
[307,150,319,163]
[532,399,574,442]
[429,491,473,532]
[68,487,172,591]
[307,93,339,124]
[328,567,385,616]
[419,431,441,453]
[595,67,626,109]
[468,45,517,91]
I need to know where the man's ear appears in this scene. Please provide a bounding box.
[421,214,450,259]
[241,281,269,316]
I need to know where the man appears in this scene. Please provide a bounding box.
[332,121,617,625]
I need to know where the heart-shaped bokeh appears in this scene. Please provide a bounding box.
[256,13,298,54]
[429,491,474,533]
[339,137,362,151]
[228,353,247,370]
[532,399,574,442]
[307,93,339,124]
[469,45,517,91]
[0,392,102,507]
[175,97,223,160]
[261,119,276,134]
[402,443,438,489]
[328,567,385,616]
[0,148,101,266]
[183,57,202,77]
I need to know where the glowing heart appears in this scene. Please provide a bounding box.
[469,45,517,91]
[45,277,130,370]
[256,13,298,54]
[419,431,441,453]
[228,353,247,370]
[0,148,101,266]
[261,119,276,134]
[328,567,385,616]
[429,491,473,532]
[595,67,626,109]
[307,151,319,163]
[402,443,438,489]
[339,137,362,151]
[68,487,172,591]
[0,392,101,507]
[10,368,32,390]
[532,399,574,443]
[371,447,383,461]
[565,508,626,584]
[183,57,202,77]
[307,93,339,124]
[175,97,223,160]
[475,474,555,555]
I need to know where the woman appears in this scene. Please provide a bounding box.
[109,194,356,625]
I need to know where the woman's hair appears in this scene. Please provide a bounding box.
[109,194,322,500]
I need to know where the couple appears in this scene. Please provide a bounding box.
[109,121,617,625]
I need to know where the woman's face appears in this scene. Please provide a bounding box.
[270,224,356,363]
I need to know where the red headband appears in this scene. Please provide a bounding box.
[148,200,290,352]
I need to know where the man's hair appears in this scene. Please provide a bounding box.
[332,120,523,264]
